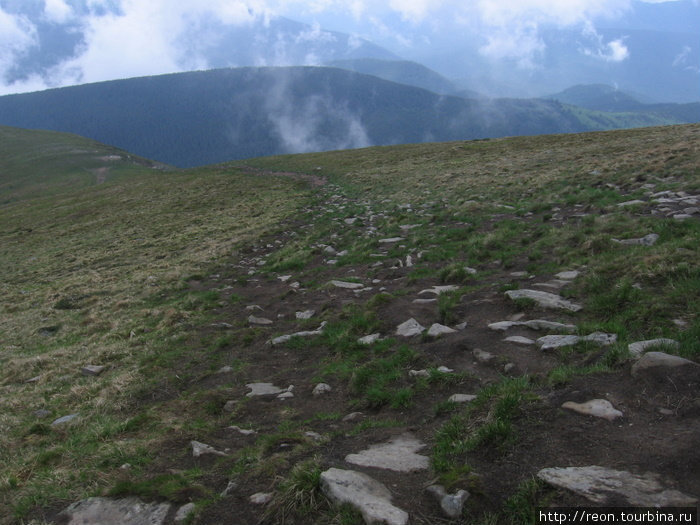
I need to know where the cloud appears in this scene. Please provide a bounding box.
[0,7,38,82]
[43,0,74,23]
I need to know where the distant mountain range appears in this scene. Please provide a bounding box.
[0,66,696,168]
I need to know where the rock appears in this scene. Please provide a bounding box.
[249,492,274,505]
[324,246,337,255]
[81,365,106,376]
[228,425,256,436]
[313,383,332,396]
[631,351,699,377]
[561,399,623,421]
[505,289,583,312]
[473,348,495,364]
[343,412,364,422]
[613,233,660,246]
[418,285,460,295]
[277,391,294,400]
[426,485,470,519]
[320,468,408,525]
[52,414,79,426]
[175,502,196,523]
[449,394,477,403]
[331,280,364,290]
[358,333,381,345]
[489,321,519,331]
[222,400,237,412]
[221,481,238,497]
[412,298,437,304]
[217,366,233,373]
[246,382,285,397]
[271,322,327,345]
[437,366,454,373]
[34,409,51,419]
[57,497,171,525]
[537,466,698,506]
[25,375,41,383]
[504,363,517,374]
[409,369,430,378]
[245,305,263,311]
[378,237,404,244]
[396,318,425,337]
[278,275,292,282]
[455,322,468,330]
[524,320,577,332]
[628,338,680,357]
[427,323,457,337]
[345,217,358,225]
[617,199,646,207]
[504,336,536,346]
[191,440,228,457]
[555,271,580,280]
[537,332,616,350]
[248,315,273,326]
[345,433,429,472]
[295,310,315,320]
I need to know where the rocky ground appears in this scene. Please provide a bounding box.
[50,164,700,524]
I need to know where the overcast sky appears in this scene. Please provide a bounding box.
[0,0,696,95]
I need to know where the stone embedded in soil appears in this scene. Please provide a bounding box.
[418,285,460,295]
[537,466,698,506]
[628,338,680,357]
[331,280,365,289]
[561,399,623,421]
[228,425,256,435]
[409,369,430,378]
[345,433,429,472]
[296,309,316,320]
[57,497,171,525]
[191,440,228,457]
[270,322,326,345]
[52,413,79,426]
[537,332,617,350]
[613,233,660,246]
[249,492,274,505]
[358,333,381,345]
[378,237,404,244]
[313,383,332,396]
[81,364,106,376]
[427,323,457,337]
[473,348,495,364]
[412,298,437,304]
[343,412,364,422]
[175,503,196,523]
[248,315,273,326]
[245,382,293,397]
[555,270,580,280]
[504,336,536,346]
[449,394,477,403]
[396,318,425,337]
[505,289,583,312]
[426,485,470,519]
[320,468,409,525]
[631,351,699,377]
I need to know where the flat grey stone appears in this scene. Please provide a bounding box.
[313,383,332,396]
[412,298,437,304]
[631,352,699,377]
[537,332,616,350]
[358,333,381,345]
[246,382,290,397]
[426,485,470,519]
[418,285,460,295]
[295,310,316,320]
[320,468,408,525]
[228,425,256,436]
[561,399,623,421]
[628,339,680,357]
[331,280,364,289]
[504,336,536,346]
[613,233,660,246]
[427,323,457,337]
[505,289,582,312]
[409,369,430,378]
[396,318,425,337]
[175,503,196,523]
[191,440,228,457]
[524,320,576,332]
[473,348,495,363]
[345,433,429,472]
[58,497,171,525]
[617,200,646,207]
[250,492,273,505]
[378,237,404,243]
[271,322,326,345]
[342,412,364,422]
[555,271,580,280]
[248,315,273,326]
[449,394,477,403]
[52,414,79,426]
[538,466,698,506]
[81,365,106,376]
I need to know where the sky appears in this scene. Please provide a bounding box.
[0,0,697,96]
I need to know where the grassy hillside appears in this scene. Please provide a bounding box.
[1,125,699,524]
[0,67,683,168]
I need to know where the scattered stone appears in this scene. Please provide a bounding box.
[221,481,238,497]
[473,348,495,364]
[52,414,79,426]
[504,336,536,346]
[34,409,51,419]
[331,280,364,290]
[245,305,263,311]
[248,315,273,326]
[222,400,237,412]
[345,217,358,225]
[628,338,680,357]
[631,351,699,378]
[555,270,580,280]
[305,431,324,442]
[537,466,698,506]
[313,383,332,396]
[358,333,381,345]
[324,246,337,255]
[523,320,577,332]
[246,383,292,397]
[419,285,460,295]
[409,369,430,378]
[25,375,41,383]
[228,425,256,436]
[399,224,421,231]
[295,310,315,320]
[510,271,529,278]
[271,322,327,345]
[191,440,228,458]
[278,275,292,282]
[505,289,583,312]
[561,399,623,421]
[613,233,660,246]
[537,332,616,350]
[218,366,233,374]
[617,200,646,207]
[345,433,429,472]
[379,237,404,244]
[174,503,196,523]
[426,485,470,519]
[449,394,477,403]
[320,468,408,525]
[455,322,468,330]
[57,497,171,525]
[427,323,457,337]
[674,214,692,220]
[277,391,294,400]
[396,318,425,337]
[437,366,454,373]
[412,298,437,304]
[249,492,274,505]
[504,363,517,374]
[343,412,364,422]
[81,365,106,376]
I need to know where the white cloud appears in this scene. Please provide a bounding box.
[43,0,74,24]
[0,8,38,81]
